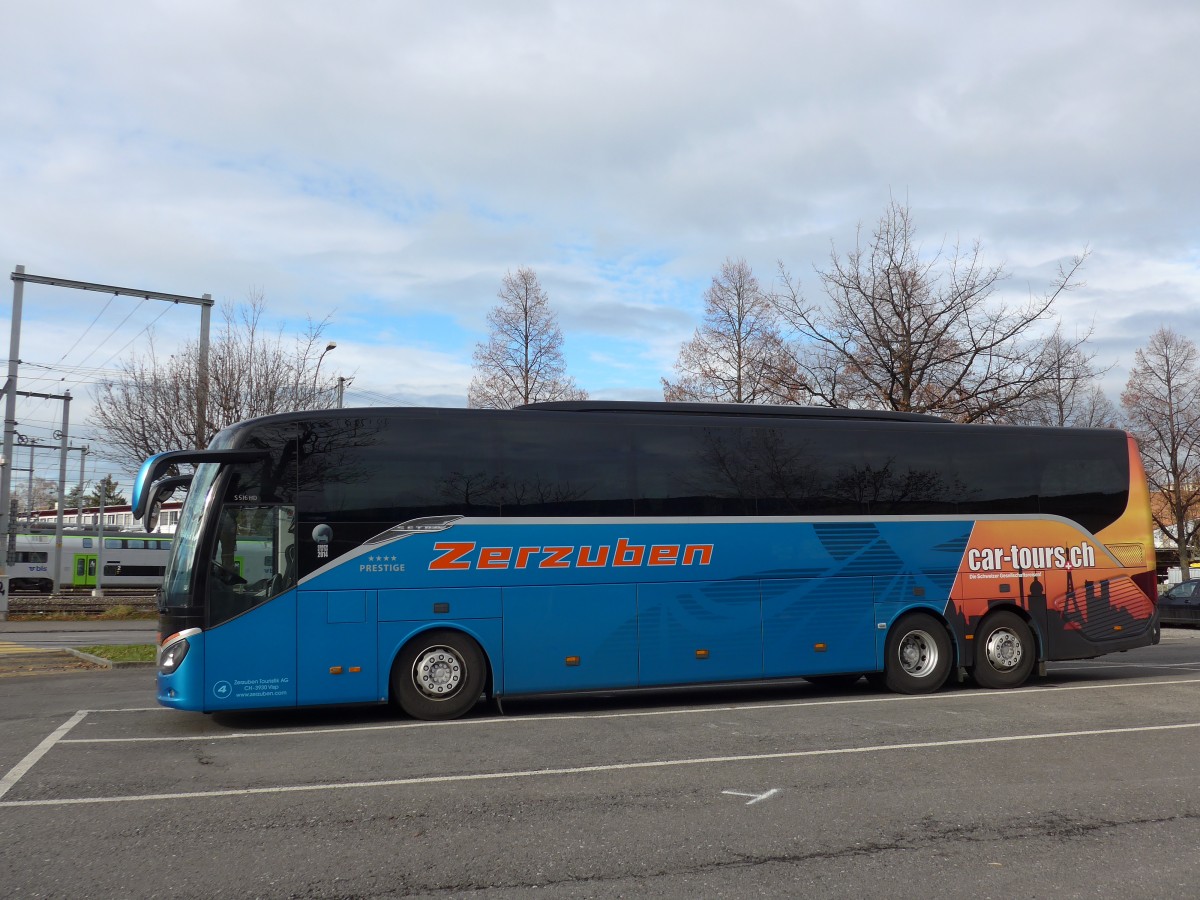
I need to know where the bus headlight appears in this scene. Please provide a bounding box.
[158,629,200,674]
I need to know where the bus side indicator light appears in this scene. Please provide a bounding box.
[695,649,709,659]
[565,656,581,666]
[349,666,362,673]
[814,643,827,652]
[329,666,343,675]
[1113,625,1123,631]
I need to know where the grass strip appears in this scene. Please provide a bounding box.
[74,644,157,663]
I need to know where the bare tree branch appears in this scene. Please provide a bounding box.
[770,199,1089,422]
[1121,326,1200,578]
[91,293,341,470]
[663,258,803,404]
[468,267,587,409]
[1010,324,1117,427]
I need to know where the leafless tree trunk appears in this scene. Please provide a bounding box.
[91,293,340,469]
[1121,326,1200,579]
[662,258,802,404]
[468,267,587,409]
[772,199,1088,422]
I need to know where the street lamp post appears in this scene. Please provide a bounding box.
[314,341,336,406]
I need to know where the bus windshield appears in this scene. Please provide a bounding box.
[160,462,221,610]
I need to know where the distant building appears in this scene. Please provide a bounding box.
[27,500,183,534]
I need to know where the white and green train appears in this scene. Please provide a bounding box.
[8,532,272,592]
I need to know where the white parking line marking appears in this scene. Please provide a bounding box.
[0,711,88,801]
[6,719,1200,808]
[56,676,1200,744]
[723,788,780,805]
[1052,661,1200,671]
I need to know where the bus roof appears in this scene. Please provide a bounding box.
[518,400,946,422]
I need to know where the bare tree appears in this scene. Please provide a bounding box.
[468,267,587,409]
[772,199,1088,422]
[663,258,801,404]
[13,475,56,518]
[1121,326,1200,579]
[92,293,341,468]
[1010,326,1118,427]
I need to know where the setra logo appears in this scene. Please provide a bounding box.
[429,538,713,571]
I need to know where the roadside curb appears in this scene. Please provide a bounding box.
[65,648,155,669]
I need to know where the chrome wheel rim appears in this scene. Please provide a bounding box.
[412,645,465,701]
[897,629,939,678]
[983,627,1023,672]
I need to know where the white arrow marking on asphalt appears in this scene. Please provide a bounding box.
[722,788,780,805]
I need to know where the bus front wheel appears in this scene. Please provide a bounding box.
[392,629,487,721]
[973,611,1035,689]
[884,613,952,694]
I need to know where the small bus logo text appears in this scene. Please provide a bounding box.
[429,538,714,572]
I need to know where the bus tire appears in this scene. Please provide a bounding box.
[973,611,1035,689]
[392,629,487,721]
[884,613,952,694]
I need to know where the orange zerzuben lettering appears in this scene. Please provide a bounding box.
[426,540,713,571]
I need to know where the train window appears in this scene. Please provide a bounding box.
[104,564,165,577]
[82,538,93,549]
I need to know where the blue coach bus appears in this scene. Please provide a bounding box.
[135,401,1159,720]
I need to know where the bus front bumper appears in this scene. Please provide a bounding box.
[156,627,205,711]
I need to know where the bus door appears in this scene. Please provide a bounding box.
[72,554,97,587]
[202,504,301,710]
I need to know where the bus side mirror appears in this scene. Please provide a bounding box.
[138,473,192,528]
[146,497,163,532]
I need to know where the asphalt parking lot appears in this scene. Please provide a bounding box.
[4,631,1200,898]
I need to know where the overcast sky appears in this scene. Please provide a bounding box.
[2,0,1198,487]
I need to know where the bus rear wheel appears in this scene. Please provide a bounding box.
[392,629,487,721]
[884,613,952,694]
[973,611,1035,689]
